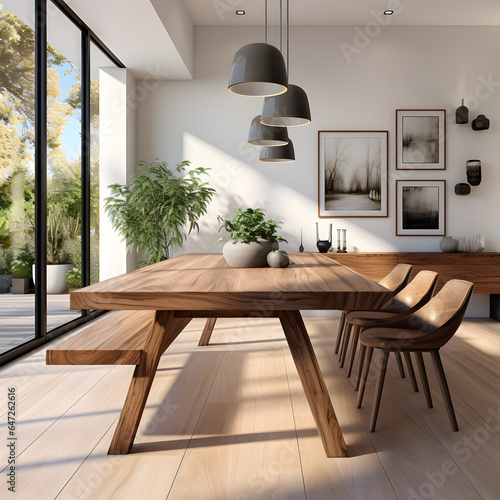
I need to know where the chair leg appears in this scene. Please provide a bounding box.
[334,312,346,354]
[357,346,373,408]
[403,351,419,392]
[370,349,390,432]
[414,352,433,409]
[431,350,459,432]
[340,322,353,367]
[354,343,366,391]
[394,351,406,378]
[346,325,361,378]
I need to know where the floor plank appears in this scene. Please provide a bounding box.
[389,351,500,500]
[0,316,499,499]
[167,319,305,500]
[58,319,230,499]
[282,319,397,500]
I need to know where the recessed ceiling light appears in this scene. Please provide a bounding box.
[383,10,394,15]
[236,10,245,16]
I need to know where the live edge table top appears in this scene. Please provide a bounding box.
[70,252,392,312]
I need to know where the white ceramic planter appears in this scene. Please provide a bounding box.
[223,240,272,268]
[32,264,73,294]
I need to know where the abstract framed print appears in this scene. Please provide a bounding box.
[396,109,446,170]
[396,180,446,236]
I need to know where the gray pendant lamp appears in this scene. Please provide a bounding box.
[248,115,289,146]
[260,0,311,126]
[260,139,295,162]
[228,1,288,97]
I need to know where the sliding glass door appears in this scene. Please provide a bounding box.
[0,0,123,364]
[0,1,36,354]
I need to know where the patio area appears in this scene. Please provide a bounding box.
[0,294,81,355]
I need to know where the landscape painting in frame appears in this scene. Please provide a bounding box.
[318,131,388,218]
[396,109,446,170]
[396,180,446,236]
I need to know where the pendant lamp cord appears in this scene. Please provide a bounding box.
[280,0,283,52]
[265,0,268,43]
[287,0,290,78]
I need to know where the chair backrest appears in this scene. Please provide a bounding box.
[378,264,413,304]
[403,279,474,349]
[387,270,439,315]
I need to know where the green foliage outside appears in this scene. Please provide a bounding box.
[0,247,13,274]
[217,208,287,245]
[0,4,101,286]
[11,246,34,279]
[104,160,216,266]
[66,267,81,289]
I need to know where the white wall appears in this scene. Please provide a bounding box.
[99,68,137,281]
[136,25,500,316]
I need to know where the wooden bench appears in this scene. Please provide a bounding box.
[46,310,156,366]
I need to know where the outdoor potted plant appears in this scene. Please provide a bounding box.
[217,208,287,268]
[104,160,215,265]
[66,267,81,290]
[32,206,75,294]
[11,247,35,294]
[0,220,13,293]
[0,249,14,294]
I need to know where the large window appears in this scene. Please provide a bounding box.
[0,0,123,363]
[0,1,36,353]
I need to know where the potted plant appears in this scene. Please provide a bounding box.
[104,160,215,265]
[66,267,81,290]
[11,247,35,294]
[32,206,76,294]
[0,248,14,293]
[217,208,287,268]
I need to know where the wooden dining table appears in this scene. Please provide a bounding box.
[69,252,392,458]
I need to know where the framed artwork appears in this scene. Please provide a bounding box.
[396,180,446,236]
[318,130,388,218]
[396,109,446,170]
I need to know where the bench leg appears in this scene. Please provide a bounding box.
[199,318,217,346]
[278,310,348,458]
[108,311,191,454]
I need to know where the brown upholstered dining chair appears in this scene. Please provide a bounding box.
[345,270,439,389]
[336,263,413,365]
[356,279,474,433]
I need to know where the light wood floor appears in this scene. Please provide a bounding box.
[0,316,499,499]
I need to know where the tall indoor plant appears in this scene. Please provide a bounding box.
[217,208,287,267]
[104,160,215,265]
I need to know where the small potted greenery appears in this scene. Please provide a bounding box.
[11,247,35,294]
[0,248,14,293]
[104,160,215,265]
[66,267,81,290]
[217,208,287,268]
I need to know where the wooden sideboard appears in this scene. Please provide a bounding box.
[324,253,500,319]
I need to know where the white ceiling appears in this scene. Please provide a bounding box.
[183,0,500,26]
[58,0,500,80]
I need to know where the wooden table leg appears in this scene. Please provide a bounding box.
[278,310,349,458]
[108,311,191,454]
[199,318,217,346]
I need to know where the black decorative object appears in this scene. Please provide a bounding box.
[316,222,332,253]
[455,183,471,195]
[456,98,469,124]
[299,228,304,252]
[466,160,481,186]
[472,114,490,131]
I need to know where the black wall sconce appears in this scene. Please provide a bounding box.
[455,98,468,124]
[472,114,490,131]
